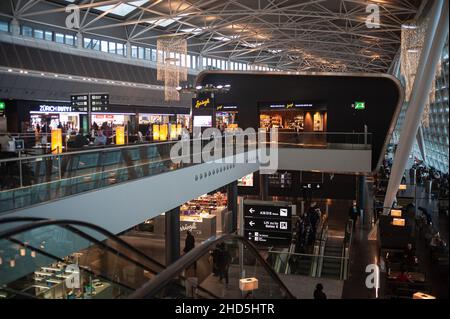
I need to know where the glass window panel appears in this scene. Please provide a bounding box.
[33,29,44,39]
[45,31,53,41]
[117,43,124,55]
[108,42,116,54]
[22,25,33,37]
[138,46,144,59]
[65,34,75,46]
[131,45,138,58]
[92,39,100,50]
[0,20,9,32]
[55,33,65,44]
[187,54,191,68]
[145,48,151,60]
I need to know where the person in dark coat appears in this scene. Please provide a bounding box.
[348,201,359,230]
[183,230,195,254]
[313,283,327,299]
[217,243,232,287]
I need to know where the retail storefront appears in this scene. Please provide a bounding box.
[258,101,327,132]
[137,111,190,141]
[5,100,87,133]
[215,103,238,131]
[140,192,232,239]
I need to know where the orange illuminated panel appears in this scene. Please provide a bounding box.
[390,209,402,217]
[115,126,125,145]
[413,292,435,299]
[399,184,407,190]
[170,124,178,140]
[239,277,258,291]
[51,129,62,154]
[176,124,182,136]
[392,218,405,227]
[159,124,168,141]
[153,124,160,140]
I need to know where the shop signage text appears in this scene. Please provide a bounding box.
[195,98,211,108]
[39,105,73,113]
[216,105,237,110]
[262,102,315,109]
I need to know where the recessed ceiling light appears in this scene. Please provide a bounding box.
[8,69,12,72]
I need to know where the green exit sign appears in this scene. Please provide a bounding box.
[354,101,365,110]
[0,101,5,110]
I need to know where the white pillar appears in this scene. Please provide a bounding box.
[383,0,448,213]
[76,32,83,48]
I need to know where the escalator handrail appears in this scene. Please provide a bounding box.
[0,217,165,273]
[129,234,296,299]
[0,218,217,299]
[6,236,136,294]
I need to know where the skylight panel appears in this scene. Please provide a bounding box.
[95,0,149,17]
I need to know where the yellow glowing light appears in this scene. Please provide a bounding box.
[391,209,402,217]
[115,126,125,145]
[51,129,63,154]
[153,124,160,141]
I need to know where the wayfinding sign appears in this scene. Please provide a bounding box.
[243,203,292,246]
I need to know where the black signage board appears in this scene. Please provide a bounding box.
[192,93,215,129]
[257,100,327,111]
[244,204,292,219]
[90,93,109,112]
[246,230,292,245]
[301,183,322,190]
[216,103,238,111]
[244,217,292,232]
[70,94,89,112]
[243,203,292,246]
[71,93,109,112]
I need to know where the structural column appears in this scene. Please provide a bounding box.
[260,173,269,201]
[11,19,20,36]
[383,0,448,212]
[227,181,238,233]
[357,175,366,225]
[165,206,180,266]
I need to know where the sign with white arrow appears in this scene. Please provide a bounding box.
[243,202,292,246]
[243,204,292,218]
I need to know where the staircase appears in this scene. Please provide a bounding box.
[320,237,344,279]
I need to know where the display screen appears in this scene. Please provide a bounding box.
[193,115,212,127]
[238,173,254,186]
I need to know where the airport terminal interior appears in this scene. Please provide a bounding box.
[0,0,448,300]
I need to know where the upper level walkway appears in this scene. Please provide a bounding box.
[0,132,372,234]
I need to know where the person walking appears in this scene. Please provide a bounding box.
[348,201,359,230]
[313,283,327,299]
[217,243,232,288]
[183,230,195,254]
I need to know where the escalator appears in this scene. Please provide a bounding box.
[0,217,165,299]
[129,234,296,299]
[1,218,294,299]
[320,237,344,278]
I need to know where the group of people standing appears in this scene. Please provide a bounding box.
[294,202,322,253]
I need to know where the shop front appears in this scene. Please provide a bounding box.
[137,112,190,141]
[140,192,232,240]
[215,103,238,131]
[258,101,327,146]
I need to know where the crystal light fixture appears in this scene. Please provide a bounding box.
[157,35,188,101]
[401,19,440,127]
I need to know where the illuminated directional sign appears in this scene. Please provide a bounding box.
[354,101,365,110]
[244,203,292,246]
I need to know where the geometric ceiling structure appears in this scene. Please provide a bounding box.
[4,0,423,72]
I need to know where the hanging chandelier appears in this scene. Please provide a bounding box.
[400,19,440,128]
[157,35,188,101]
